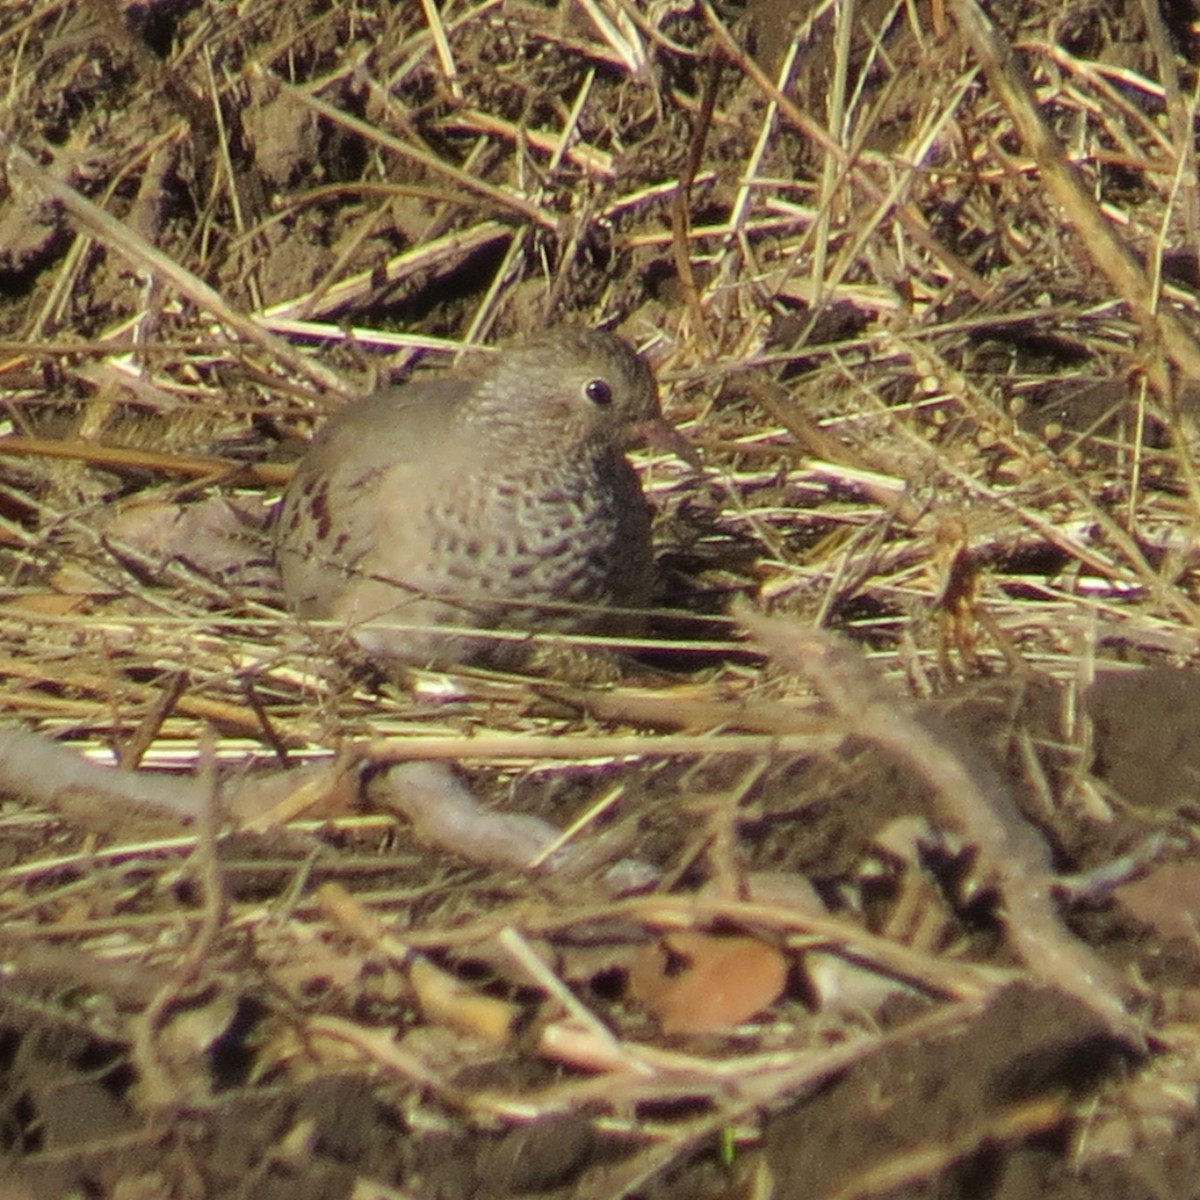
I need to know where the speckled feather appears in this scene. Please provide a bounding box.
[274,327,672,669]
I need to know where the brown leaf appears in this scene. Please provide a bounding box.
[1116,861,1200,940]
[627,930,788,1034]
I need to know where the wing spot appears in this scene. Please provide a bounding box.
[306,483,332,540]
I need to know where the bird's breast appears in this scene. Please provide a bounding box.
[418,451,643,603]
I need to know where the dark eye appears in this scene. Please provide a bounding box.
[584,378,613,406]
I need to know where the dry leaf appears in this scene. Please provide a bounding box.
[1116,861,1200,940]
[103,495,271,580]
[410,955,518,1044]
[627,930,788,1034]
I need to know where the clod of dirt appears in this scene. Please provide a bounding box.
[762,982,1137,1200]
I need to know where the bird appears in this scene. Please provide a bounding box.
[273,326,693,671]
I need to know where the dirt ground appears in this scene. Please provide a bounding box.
[4,0,1200,1197]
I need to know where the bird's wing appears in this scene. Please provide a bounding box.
[275,379,471,617]
[299,378,471,476]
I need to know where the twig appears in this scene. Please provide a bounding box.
[0,725,206,822]
[0,434,292,485]
[737,604,1141,1042]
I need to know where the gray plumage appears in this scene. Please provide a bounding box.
[274,327,680,669]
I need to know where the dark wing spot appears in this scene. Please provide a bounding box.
[306,482,332,540]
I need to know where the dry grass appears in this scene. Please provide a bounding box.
[1,0,1197,757]
[1,0,1199,1193]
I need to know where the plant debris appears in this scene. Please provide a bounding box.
[3,1,1200,1197]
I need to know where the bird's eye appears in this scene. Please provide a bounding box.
[584,378,613,406]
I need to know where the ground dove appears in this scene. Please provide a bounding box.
[274,326,691,670]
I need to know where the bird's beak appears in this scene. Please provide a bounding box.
[634,416,702,470]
